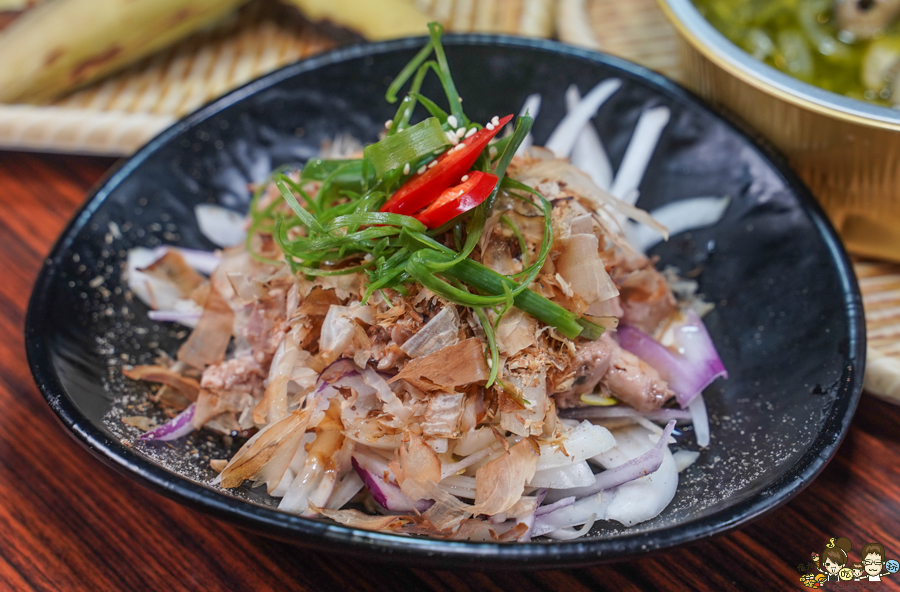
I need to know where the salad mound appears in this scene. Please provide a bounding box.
[122,24,727,542]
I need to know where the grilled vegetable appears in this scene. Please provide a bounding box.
[0,0,248,103]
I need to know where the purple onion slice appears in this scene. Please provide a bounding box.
[618,310,727,408]
[140,403,196,442]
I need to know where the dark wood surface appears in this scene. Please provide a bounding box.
[1,151,899,592]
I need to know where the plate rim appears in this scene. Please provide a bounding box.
[25,34,866,568]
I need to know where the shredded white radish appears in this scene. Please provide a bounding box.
[609,106,671,203]
[545,79,621,158]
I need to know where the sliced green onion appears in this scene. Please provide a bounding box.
[501,213,529,268]
[327,212,427,232]
[300,159,360,182]
[364,117,449,176]
[473,305,500,388]
[427,22,466,125]
[275,179,327,235]
[386,41,434,104]
[409,91,449,122]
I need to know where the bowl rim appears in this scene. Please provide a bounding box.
[25,34,866,569]
[658,0,900,132]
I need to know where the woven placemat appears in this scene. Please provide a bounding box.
[855,261,900,403]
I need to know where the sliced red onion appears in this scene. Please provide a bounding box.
[195,204,247,248]
[560,406,692,422]
[543,420,675,503]
[147,309,202,327]
[515,93,542,156]
[139,403,196,442]
[688,394,710,448]
[517,489,548,542]
[350,456,432,512]
[609,106,671,203]
[545,79,622,158]
[313,358,362,395]
[617,311,727,408]
[629,197,731,253]
[566,86,613,191]
[535,496,576,517]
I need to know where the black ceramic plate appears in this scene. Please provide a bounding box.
[25,36,865,569]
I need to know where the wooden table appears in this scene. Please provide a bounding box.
[2,151,899,592]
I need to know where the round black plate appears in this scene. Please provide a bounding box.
[25,35,865,569]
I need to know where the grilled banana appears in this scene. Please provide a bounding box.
[0,0,248,103]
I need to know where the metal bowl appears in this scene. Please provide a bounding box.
[659,0,900,262]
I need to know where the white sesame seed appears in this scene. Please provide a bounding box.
[486,123,495,131]
[464,127,477,138]
[458,97,463,102]
[446,115,458,128]
[403,163,410,175]
[445,131,459,145]
[489,146,498,158]
[434,149,444,154]
[428,160,438,168]
[384,119,393,129]
[455,127,466,138]
[417,165,427,175]
[491,115,500,126]
[461,174,469,182]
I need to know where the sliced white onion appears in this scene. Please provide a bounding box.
[515,93,542,156]
[566,86,613,191]
[594,425,679,527]
[688,394,710,448]
[125,247,183,311]
[529,460,596,489]
[535,421,616,471]
[195,203,247,248]
[545,420,675,503]
[325,471,365,510]
[154,246,221,276]
[531,492,613,537]
[609,106,671,203]
[629,197,731,253]
[545,513,597,540]
[672,449,701,473]
[545,79,621,159]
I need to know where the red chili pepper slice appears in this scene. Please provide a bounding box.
[413,171,499,229]
[380,114,513,216]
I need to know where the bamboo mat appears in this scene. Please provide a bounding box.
[0,0,895,402]
[0,2,336,155]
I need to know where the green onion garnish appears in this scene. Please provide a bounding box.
[364,117,449,176]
